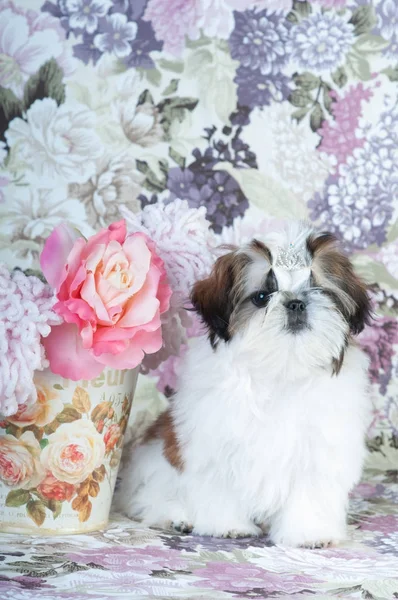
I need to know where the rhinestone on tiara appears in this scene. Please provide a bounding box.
[275,243,306,271]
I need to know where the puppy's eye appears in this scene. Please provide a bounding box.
[251,291,269,308]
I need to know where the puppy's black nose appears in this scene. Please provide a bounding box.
[286,299,306,312]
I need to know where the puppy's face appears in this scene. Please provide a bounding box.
[191,225,371,375]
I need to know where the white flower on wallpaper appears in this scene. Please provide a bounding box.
[241,103,336,202]
[0,180,92,269]
[69,153,144,228]
[5,98,102,184]
[117,100,164,147]
[0,5,75,99]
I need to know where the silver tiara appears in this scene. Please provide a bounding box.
[275,244,306,271]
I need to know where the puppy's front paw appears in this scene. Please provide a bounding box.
[172,521,193,534]
[194,521,262,538]
[300,540,336,550]
[222,524,262,539]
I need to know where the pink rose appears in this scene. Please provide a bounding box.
[37,472,75,502]
[0,432,44,489]
[40,220,171,380]
[104,423,121,452]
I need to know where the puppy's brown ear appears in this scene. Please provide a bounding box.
[191,250,249,347]
[308,231,372,335]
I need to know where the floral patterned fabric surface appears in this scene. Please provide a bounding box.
[1,469,398,599]
[1,0,398,597]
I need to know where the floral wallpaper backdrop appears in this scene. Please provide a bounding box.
[1,0,397,468]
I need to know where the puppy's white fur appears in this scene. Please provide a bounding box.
[117,223,371,547]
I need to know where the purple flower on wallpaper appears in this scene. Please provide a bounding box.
[189,148,219,172]
[376,0,398,58]
[167,168,248,233]
[110,0,147,21]
[358,317,398,394]
[290,12,355,75]
[94,12,137,58]
[123,19,163,69]
[309,135,395,251]
[200,170,249,233]
[59,0,111,34]
[235,65,291,108]
[73,32,102,64]
[229,10,291,76]
[167,167,196,199]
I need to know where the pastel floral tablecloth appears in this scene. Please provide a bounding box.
[1,468,398,599]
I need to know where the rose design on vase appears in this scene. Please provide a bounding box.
[0,372,135,528]
[40,421,105,485]
[0,432,44,490]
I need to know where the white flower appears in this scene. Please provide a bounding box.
[41,421,105,484]
[0,431,44,489]
[0,7,70,99]
[5,98,102,183]
[69,153,143,227]
[291,11,355,75]
[1,179,93,269]
[241,104,335,202]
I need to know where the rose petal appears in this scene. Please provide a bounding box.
[80,272,112,325]
[95,328,163,370]
[42,323,104,380]
[40,223,81,290]
[117,264,162,328]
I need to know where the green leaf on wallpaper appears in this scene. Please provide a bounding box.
[383,65,398,82]
[138,89,154,106]
[136,159,149,175]
[157,58,184,73]
[23,59,65,110]
[158,97,198,137]
[0,86,23,142]
[292,0,312,18]
[322,86,334,115]
[162,78,179,96]
[169,146,186,169]
[292,72,319,91]
[354,34,389,54]
[310,104,324,132]
[349,6,377,36]
[215,164,307,220]
[6,489,30,508]
[144,167,167,193]
[186,46,238,123]
[346,51,372,81]
[39,439,49,450]
[331,67,348,88]
[288,89,312,108]
[351,254,397,288]
[291,107,309,122]
[387,218,398,243]
[185,35,212,50]
[142,67,161,87]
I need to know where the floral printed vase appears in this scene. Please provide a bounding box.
[0,367,138,534]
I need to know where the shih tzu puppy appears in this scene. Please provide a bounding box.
[117,222,372,547]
